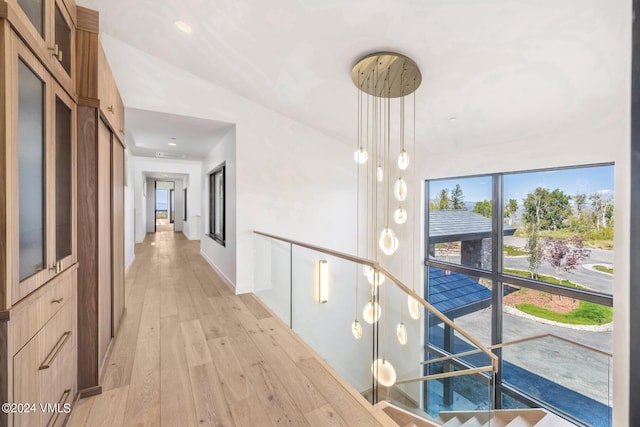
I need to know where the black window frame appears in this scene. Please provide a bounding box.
[209,163,226,246]
[183,188,188,221]
[423,162,614,415]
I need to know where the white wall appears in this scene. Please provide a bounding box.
[106,32,630,423]
[200,127,237,288]
[133,157,202,243]
[124,148,136,270]
[105,35,357,294]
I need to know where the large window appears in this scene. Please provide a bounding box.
[425,164,614,426]
[209,163,225,246]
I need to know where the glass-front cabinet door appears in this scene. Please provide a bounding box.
[11,0,75,89]
[11,30,76,304]
[52,82,76,273]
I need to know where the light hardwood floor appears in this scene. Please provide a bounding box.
[69,231,391,427]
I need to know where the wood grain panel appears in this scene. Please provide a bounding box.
[76,105,99,391]
[160,316,197,427]
[75,6,98,33]
[75,30,98,99]
[97,118,112,371]
[0,322,8,427]
[121,285,160,427]
[0,21,10,311]
[83,385,128,427]
[111,141,124,334]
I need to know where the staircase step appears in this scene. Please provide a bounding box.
[505,415,532,427]
[533,413,576,426]
[441,417,463,427]
[459,417,483,427]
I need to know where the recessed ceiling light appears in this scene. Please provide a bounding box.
[449,117,458,123]
[175,21,193,34]
[168,142,177,146]
[164,174,168,177]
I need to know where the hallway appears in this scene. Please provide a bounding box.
[69,231,389,427]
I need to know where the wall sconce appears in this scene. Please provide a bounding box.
[318,260,328,304]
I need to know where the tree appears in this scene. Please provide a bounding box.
[473,200,492,218]
[430,188,449,210]
[524,223,543,279]
[450,184,465,210]
[574,193,587,215]
[522,187,571,231]
[541,236,590,276]
[504,198,518,226]
[590,192,613,229]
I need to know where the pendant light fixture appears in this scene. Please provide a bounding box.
[352,266,363,339]
[352,52,420,262]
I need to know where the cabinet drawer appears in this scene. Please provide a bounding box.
[98,43,124,138]
[11,267,75,352]
[13,300,75,427]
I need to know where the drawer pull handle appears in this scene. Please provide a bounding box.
[51,298,64,304]
[46,389,71,427]
[39,331,71,370]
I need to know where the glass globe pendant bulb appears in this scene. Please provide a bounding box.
[396,322,408,345]
[363,300,382,324]
[408,295,421,320]
[376,165,384,182]
[394,178,408,202]
[397,150,410,170]
[366,269,386,286]
[363,265,373,277]
[352,319,363,339]
[354,147,368,164]
[379,227,399,256]
[371,359,397,387]
[393,207,407,225]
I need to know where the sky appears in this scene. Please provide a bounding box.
[428,164,614,204]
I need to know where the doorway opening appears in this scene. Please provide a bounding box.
[155,181,175,232]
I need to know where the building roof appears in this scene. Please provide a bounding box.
[429,210,516,244]
[427,267,492,323]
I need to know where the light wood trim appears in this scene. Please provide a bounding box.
[254,231,378,268]
[395,365,495,385]
[76,6,98,33]
[59,0,77,27]
[489,333,613,358]
[0,322,8,427]
[112,141,125,335]
[0,20,9,310]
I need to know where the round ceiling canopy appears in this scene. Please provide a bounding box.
[351,52,422,98]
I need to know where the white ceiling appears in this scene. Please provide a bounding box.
[77,0,628,156]
[125,108,233,160]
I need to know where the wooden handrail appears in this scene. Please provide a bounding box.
[253,230,499,369]
[254,231,379,268]
[395,365,495,385]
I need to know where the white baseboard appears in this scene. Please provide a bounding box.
[200,249,236,293]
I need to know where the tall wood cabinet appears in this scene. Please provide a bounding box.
[75,6,125,395]
[0,2,125,425]
[0,0,79,425]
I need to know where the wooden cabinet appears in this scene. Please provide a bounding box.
[2,23,77,307]
[0,3,78,426]
[75,6,125,393]
[12,270,76,427]
[3,0,76,96]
